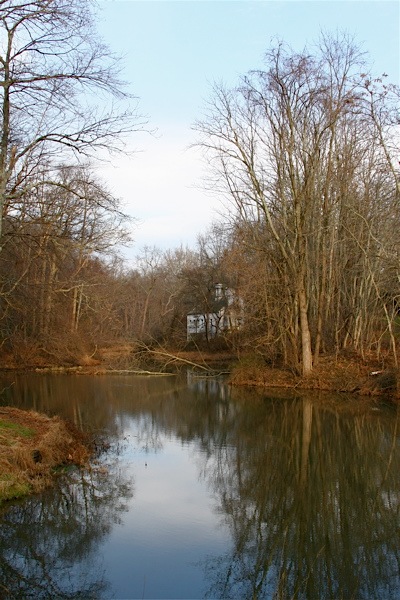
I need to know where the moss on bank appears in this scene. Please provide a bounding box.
[0,407,91,505]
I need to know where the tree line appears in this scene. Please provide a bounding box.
[0,3,399,374]
[0,0,142,363]
[195,33,400,375]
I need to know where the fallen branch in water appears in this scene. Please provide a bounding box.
[94,369,175,376]
[140,345,213,372]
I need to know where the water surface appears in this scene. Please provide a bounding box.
[0,373,399,599]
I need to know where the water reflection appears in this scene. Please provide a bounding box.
[0,374,399,599]
[199,393,400,599]
[0,452,134,599]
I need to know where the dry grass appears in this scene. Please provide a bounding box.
[229,354,400,400]
[0,407,91,504]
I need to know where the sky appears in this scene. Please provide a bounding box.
[96,0,400,262]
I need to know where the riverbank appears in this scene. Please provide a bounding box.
[173,350,400,400]
[1,342,399,400]
[229,354,399,398]
[0,407,91,505]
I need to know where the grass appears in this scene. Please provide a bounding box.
[0,419,35,439]
[0,407,91,505]
[0,474,31,501]
[229,353,400,399]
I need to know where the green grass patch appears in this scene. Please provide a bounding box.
[0,474,32,504]
[0,419,36,439]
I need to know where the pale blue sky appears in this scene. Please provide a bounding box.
[96,1,399,259]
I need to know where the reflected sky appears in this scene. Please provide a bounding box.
[103,432,229,599]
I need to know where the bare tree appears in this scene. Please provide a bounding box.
[0,0,144,244]
[195,33,399,374]
[0,164,132,356]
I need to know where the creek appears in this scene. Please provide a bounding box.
[0,372,399,599]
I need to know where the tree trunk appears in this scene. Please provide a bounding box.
[298,285,313,376]
[299,399,313,488]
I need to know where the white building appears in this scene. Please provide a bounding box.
[186,283,243,341]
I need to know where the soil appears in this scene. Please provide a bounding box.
[0,407,91,505]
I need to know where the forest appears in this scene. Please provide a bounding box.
[0,1,399,381]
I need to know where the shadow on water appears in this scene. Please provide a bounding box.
[0,454,134,599]
[198,390,400,600]
[0,373,399,599]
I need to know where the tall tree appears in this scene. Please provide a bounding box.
[195,33,400,374]
[0,0,143,245]
[0,164,132,357]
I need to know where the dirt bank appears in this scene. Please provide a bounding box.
[0,407,91,505]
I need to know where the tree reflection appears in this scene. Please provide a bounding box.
[1,373,399,598]
[0,459,134,599]
[198,395,400,600]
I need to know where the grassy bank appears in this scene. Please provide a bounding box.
[0,407,90,505]
[229,354,400,399]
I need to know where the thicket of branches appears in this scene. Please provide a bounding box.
[0,0,142,362]
[0,16,399,374]
[194,33,400,375]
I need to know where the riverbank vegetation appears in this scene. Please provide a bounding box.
[0,407,90,505]
[0,4,398,397]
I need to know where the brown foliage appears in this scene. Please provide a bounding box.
[230,353,400,401]
[0,407,91,504]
